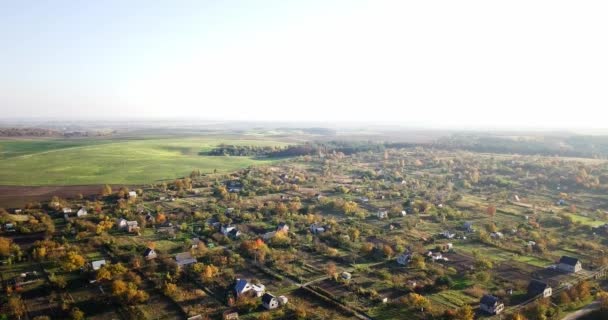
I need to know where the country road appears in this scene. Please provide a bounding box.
[561,301,600,320]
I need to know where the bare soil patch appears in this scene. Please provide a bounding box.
[0,185,121,208]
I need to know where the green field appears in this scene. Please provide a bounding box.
[0,137,289,185]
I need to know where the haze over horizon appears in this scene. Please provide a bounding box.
[1,1,607,129]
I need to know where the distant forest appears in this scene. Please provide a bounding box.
[434,135,608,158]
[204,141,406,158]
[206,135,608,159]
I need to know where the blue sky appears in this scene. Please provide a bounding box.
[1,1,607,128]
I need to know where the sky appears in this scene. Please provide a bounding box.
[1,0,607,129]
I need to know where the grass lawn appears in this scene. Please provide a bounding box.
[0,136,289,185]
[428,290,478,308]
[568,214,606,227]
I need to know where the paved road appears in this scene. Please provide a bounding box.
[561,301,600,320]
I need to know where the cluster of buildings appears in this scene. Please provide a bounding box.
[234,278,288,310]
[479,255,582,315]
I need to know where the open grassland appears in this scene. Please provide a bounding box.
[0,136,289,185]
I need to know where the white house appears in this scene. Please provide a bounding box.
[310,224,325,234]
[558,256,582,273]
[63,208,73,214]
[143,248,157,260]
[92,259,107,271]
[490,232,504,239]
[129,191,137,198]
[262,293,279,310]
[77,208,88,217]
[220,224,241,237]
[117,218,128,229]
[377,210,388,219]
[126,221,139,233]
[480,295,504,315]
[341,272,352,280]
[276,222,289,233]
[234,278,265,297]
[278,295,288,306]
[527,280,552,298]
[440,231,455,239]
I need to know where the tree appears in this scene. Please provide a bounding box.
[454,304,474,320]
[382,245,394,259]
[558,291,571,305]
[101,184,113,196]
[348,228,360,242]
[326,262,337,279]
[156,213,167,224]
[0,236,11,256]
[163,282,178,297]
[62,251,85,271]
[70,307,85,320]
[508,313,528,320]
[8,296,25,319]
[598,291,608,310]
[486,205,496,218]
[49,272,67,289]
[202,264,219,283]
[404,293,431,312]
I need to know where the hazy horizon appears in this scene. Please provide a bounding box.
[1,1,607,129]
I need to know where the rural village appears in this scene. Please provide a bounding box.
[3,144,608,320]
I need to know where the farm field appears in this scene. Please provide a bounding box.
[0,136,290,185]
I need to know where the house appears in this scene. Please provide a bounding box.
[129,191,137,198]
[490,232,504,239]
[77,208,88,217]
[406,280,418,288]
[262,231,276,240]
[341,272,352,280]
[397,252,412,265]
[527,280,552,298]
[14,209,22,214]
[262,293,279,310]
[191,238,201,249]
[427,251,447,261]
[221,224,237,236]
[117,218,128,229]
[277,222,289,233]
[4,223,15,232]
[401,210,407,217]
[234,278,265,297]
[175,252,197,267]
[464,222,474,232]
[126,221,140,233]
[278,295,288,306]
[62,208,73,214]
[480,295,504,315]
[92,259,107,271]
[440,231,455,239]
[437,243,453,252]
[377,210,388,219]
[143,248,157,260]
[310,224,325,234]
[359,196,370,202]
[558,256,582,273]
[226,180,243,193]
[222,311,239,320]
